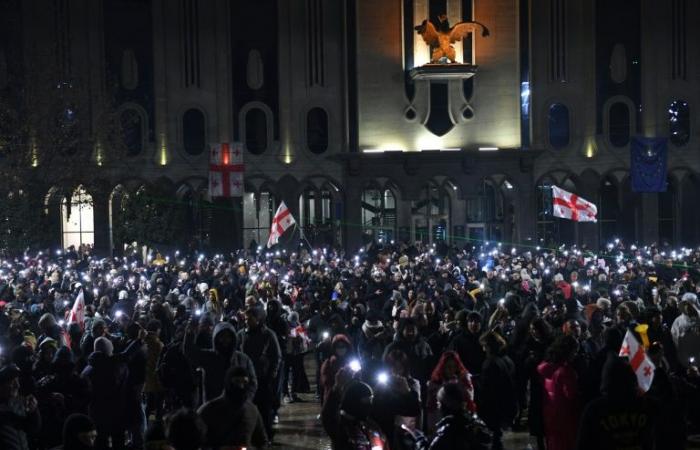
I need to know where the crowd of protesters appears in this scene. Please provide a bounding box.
[1,238,700,450]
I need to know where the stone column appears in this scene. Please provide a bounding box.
[92,192,111,257]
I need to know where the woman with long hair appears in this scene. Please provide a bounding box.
[425,351,475,435]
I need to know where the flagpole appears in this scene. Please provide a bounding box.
[297,223,314,250]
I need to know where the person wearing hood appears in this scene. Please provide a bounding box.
[238,306,282,441]
[448,311,486,377]
[576,357,655,450]
[283,311,310,402]
[197,366,268,449]
[60,413,97,450]
[80,330,146,450]
[266,299,289,418]
[183,320,257,402]
[671,297,700,367]
[321,334,355,403]
[37,313,65,348]
[0,364,41,450]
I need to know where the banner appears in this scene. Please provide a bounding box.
[630,136,667,192]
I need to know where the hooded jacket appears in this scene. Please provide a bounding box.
[183,321,257,402]
[320,334,354,402]
[537,361,579,450]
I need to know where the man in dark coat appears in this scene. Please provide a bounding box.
[448,311,486,376]
[183,321,257,402]
[238,307,281,441]
[198,366,267,449]
[429,383,491,450]
[80,332,144,450]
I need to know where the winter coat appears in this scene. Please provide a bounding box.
[80,338,142,432]
[671,312,700,367]
[428,413,491,450]
[198,396,267,448]
[144,332,164,393]
[383,335,433,383]
[320,335,354,403]
[576,394,654,450]
[448,329,485,375]
[538,361,579,450]
[477,354,517,430]
[238,324,282,381]
[0,399,41,450]
[426,375,476,435]
[183,322,257,401]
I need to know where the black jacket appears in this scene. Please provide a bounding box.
[429,413,491,450]
[0,399,41,450]
[238,324,281,381]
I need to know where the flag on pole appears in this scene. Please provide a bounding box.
[209,142,244,197]
[67,289,86,331]
[551,185,597,222]
[267,201,296,248]
[619,330,655,392]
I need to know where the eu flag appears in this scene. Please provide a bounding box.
[630,136,668,192]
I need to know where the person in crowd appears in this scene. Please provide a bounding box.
[425,350,476,435]
[384,317,433,384]
[197,366,267,449]
[320,334,355,403]
[537,334,580,450]
[238,306,282,441]
[477,330,516,450]
[0,364,41,450]
[576,358,655,450]
[428,383,491,450]
[60,414,97,450]
[321,371,389,450]
[164,408,206,450]
[447,311,486,377]
[183,320,257,402]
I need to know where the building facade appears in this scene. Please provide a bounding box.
[1,0,699,254]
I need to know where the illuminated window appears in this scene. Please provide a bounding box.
[62,187,94,249]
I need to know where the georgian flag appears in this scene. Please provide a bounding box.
[267,202,296,248]
[619,330,655,392]
[67,289,85,331]
[552,185,597,222]
[209,142,244,197]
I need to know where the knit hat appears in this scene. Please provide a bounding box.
[94,337,114,356]
[596,297,612,310]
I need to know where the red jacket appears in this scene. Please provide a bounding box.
[538,361,579,450]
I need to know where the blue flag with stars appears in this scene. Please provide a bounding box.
[630,136,668,192]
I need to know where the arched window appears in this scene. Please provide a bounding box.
[411,182,450,244]
[307,108,329,154]
[362,187,396,242]
[548,103,570,149]
[120,109,144,156]
[245,108,267,154]
[669,100,690,147]
[243,190,276,248]
[62,187,94,249]
[182,109,206,155]
[609,102,631,147]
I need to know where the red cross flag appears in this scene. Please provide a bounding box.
[67,289,85,331]
[552,185,597,222]
[619,330,655,392]
[267,201,296,248]
[209,142,244,197]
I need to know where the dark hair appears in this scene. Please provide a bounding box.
[166,408,206,450]
[546,335,579,364]
[479,330,507,355]
[146,319,162,333]
[385,349,409,376]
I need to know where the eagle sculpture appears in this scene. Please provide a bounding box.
[415,14,490,64]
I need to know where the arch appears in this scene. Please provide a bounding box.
[61,186,95,250]
[182,108,207,155]
[239,101,274,155]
